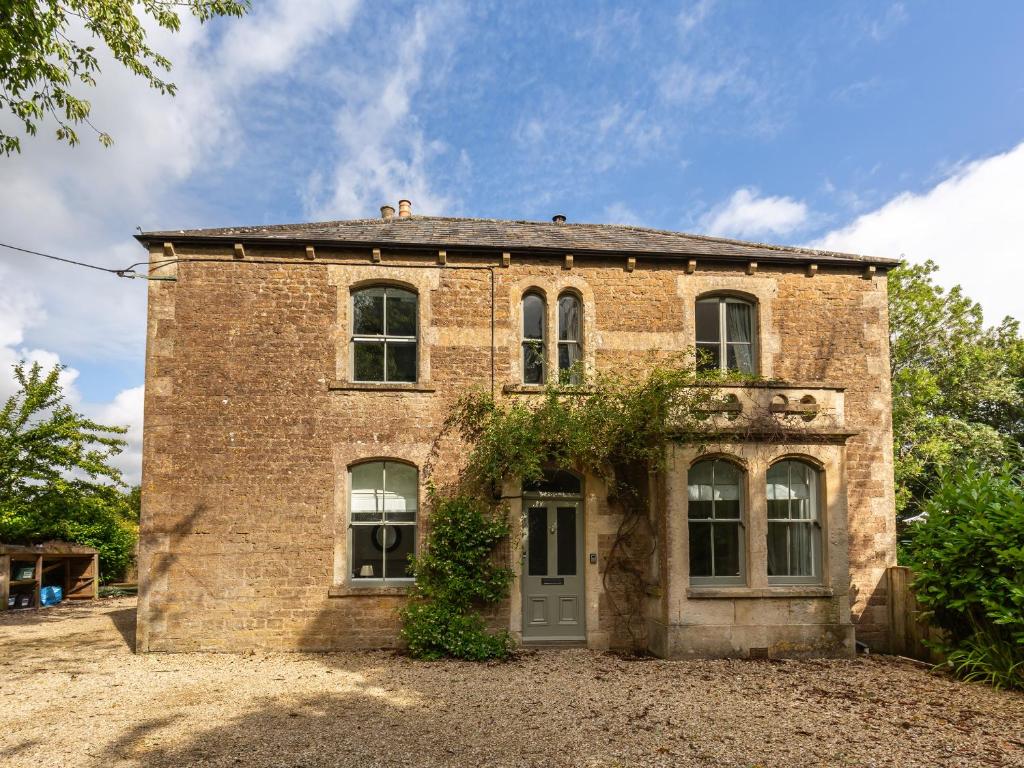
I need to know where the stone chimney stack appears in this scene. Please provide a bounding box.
[398,199,412,219]
[380,204,395,222]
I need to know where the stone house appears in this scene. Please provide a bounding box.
[135,200,898,657]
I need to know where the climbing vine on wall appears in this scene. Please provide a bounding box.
[402,359,760,659]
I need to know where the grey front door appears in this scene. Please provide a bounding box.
[522,500,585,641]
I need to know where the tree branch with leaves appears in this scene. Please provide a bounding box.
[0,0,249,155]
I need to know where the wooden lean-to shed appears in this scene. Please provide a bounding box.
[1,542,99,611]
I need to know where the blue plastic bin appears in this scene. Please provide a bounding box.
[40,586,63,607]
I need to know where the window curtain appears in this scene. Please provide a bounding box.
[726,302,754,373]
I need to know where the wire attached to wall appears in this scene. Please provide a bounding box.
[0,241,172,281]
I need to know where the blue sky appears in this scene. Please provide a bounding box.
[1,0,1022,481]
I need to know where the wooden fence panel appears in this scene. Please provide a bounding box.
[887,565,943,663]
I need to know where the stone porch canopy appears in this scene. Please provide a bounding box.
[136,214,900,271]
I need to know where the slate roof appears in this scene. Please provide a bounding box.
[137,216,899,267]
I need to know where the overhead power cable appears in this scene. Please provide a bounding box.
[0,241,170,280]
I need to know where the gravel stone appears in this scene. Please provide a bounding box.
[2,598,1022,767]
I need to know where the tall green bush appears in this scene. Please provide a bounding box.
[905,465,1024,689]
[399,492,514,660]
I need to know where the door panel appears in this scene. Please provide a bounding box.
[522,501,585,641]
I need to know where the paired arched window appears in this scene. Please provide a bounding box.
[351,286,417,382]
[349,461,417,583]
[687,458,745,585]
[695,295,756,374]
[688,457,823,586]
[522,292,546,384]
[766,459,821,582]
[521,290,584,385]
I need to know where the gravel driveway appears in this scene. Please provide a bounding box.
[1,597,1022,768]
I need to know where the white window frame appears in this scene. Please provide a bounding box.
[348,461,417,586]
[351,286,418,383]
[687,458,747,587]
[695,295,757,375]
[766,460,823,585]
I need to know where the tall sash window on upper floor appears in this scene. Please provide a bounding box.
[351,286,417,383]
[695,296,756,375]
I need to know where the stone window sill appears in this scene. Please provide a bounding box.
[328,584,412,598]
[687,586,833,600]
[328,381,436,393]
[502,383,594,395]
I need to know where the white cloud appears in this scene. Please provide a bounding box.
[699,187,810,239]
[677,0,715,37]
[602,202,644,226]
[0,275,141,483]
[868,3,909,42]
[0,0,365,485]
[305,2,463,219]
[812,141,1024,324]
[84,386,145,484]
[658,63,742,105]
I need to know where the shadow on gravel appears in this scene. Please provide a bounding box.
[108,607,137,650]
[100,691,429,768]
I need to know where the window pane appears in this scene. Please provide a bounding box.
[351,526,383,579]
[713,522,741,577]
[766,463,788,500]
[767,499,789,519]
[725,301,752,344]
[727,343,754,374]
[558,342,582,383]
[523,294,544,339]
[713,460,740,485]
[353,289,385,335]
[688,460,713,485]
[714,498,740,520]
[383,462,417,522]
[351,462,384,522]
[696,342,720,372]
[385,290,417,337]
[767,523,788,576]
[353,341,385,381]
[384,524,415,579]
[558,295,580,341]
[695,300,720,343]
[689,522,712,577]
[528,507,548,576]
[789,523,814,576]
[523,341,544,384]
[556,507,577,576]
[688,499,713,519]
[387,341,417,382]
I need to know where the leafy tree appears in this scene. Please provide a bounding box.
[0,361,136,579]
[0,361,126,496]
[0,0,249,155]
[904,465,1024,689]
[889,261,1024,518]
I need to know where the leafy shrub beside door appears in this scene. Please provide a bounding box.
[400,492,514,660]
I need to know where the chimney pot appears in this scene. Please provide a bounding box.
[552,214,566,224]
[398,199,412,219]
[380,205,395,222]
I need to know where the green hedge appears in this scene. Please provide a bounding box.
[905,465,1024,689]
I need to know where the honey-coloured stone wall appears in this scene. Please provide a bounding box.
[137,244,895,653]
